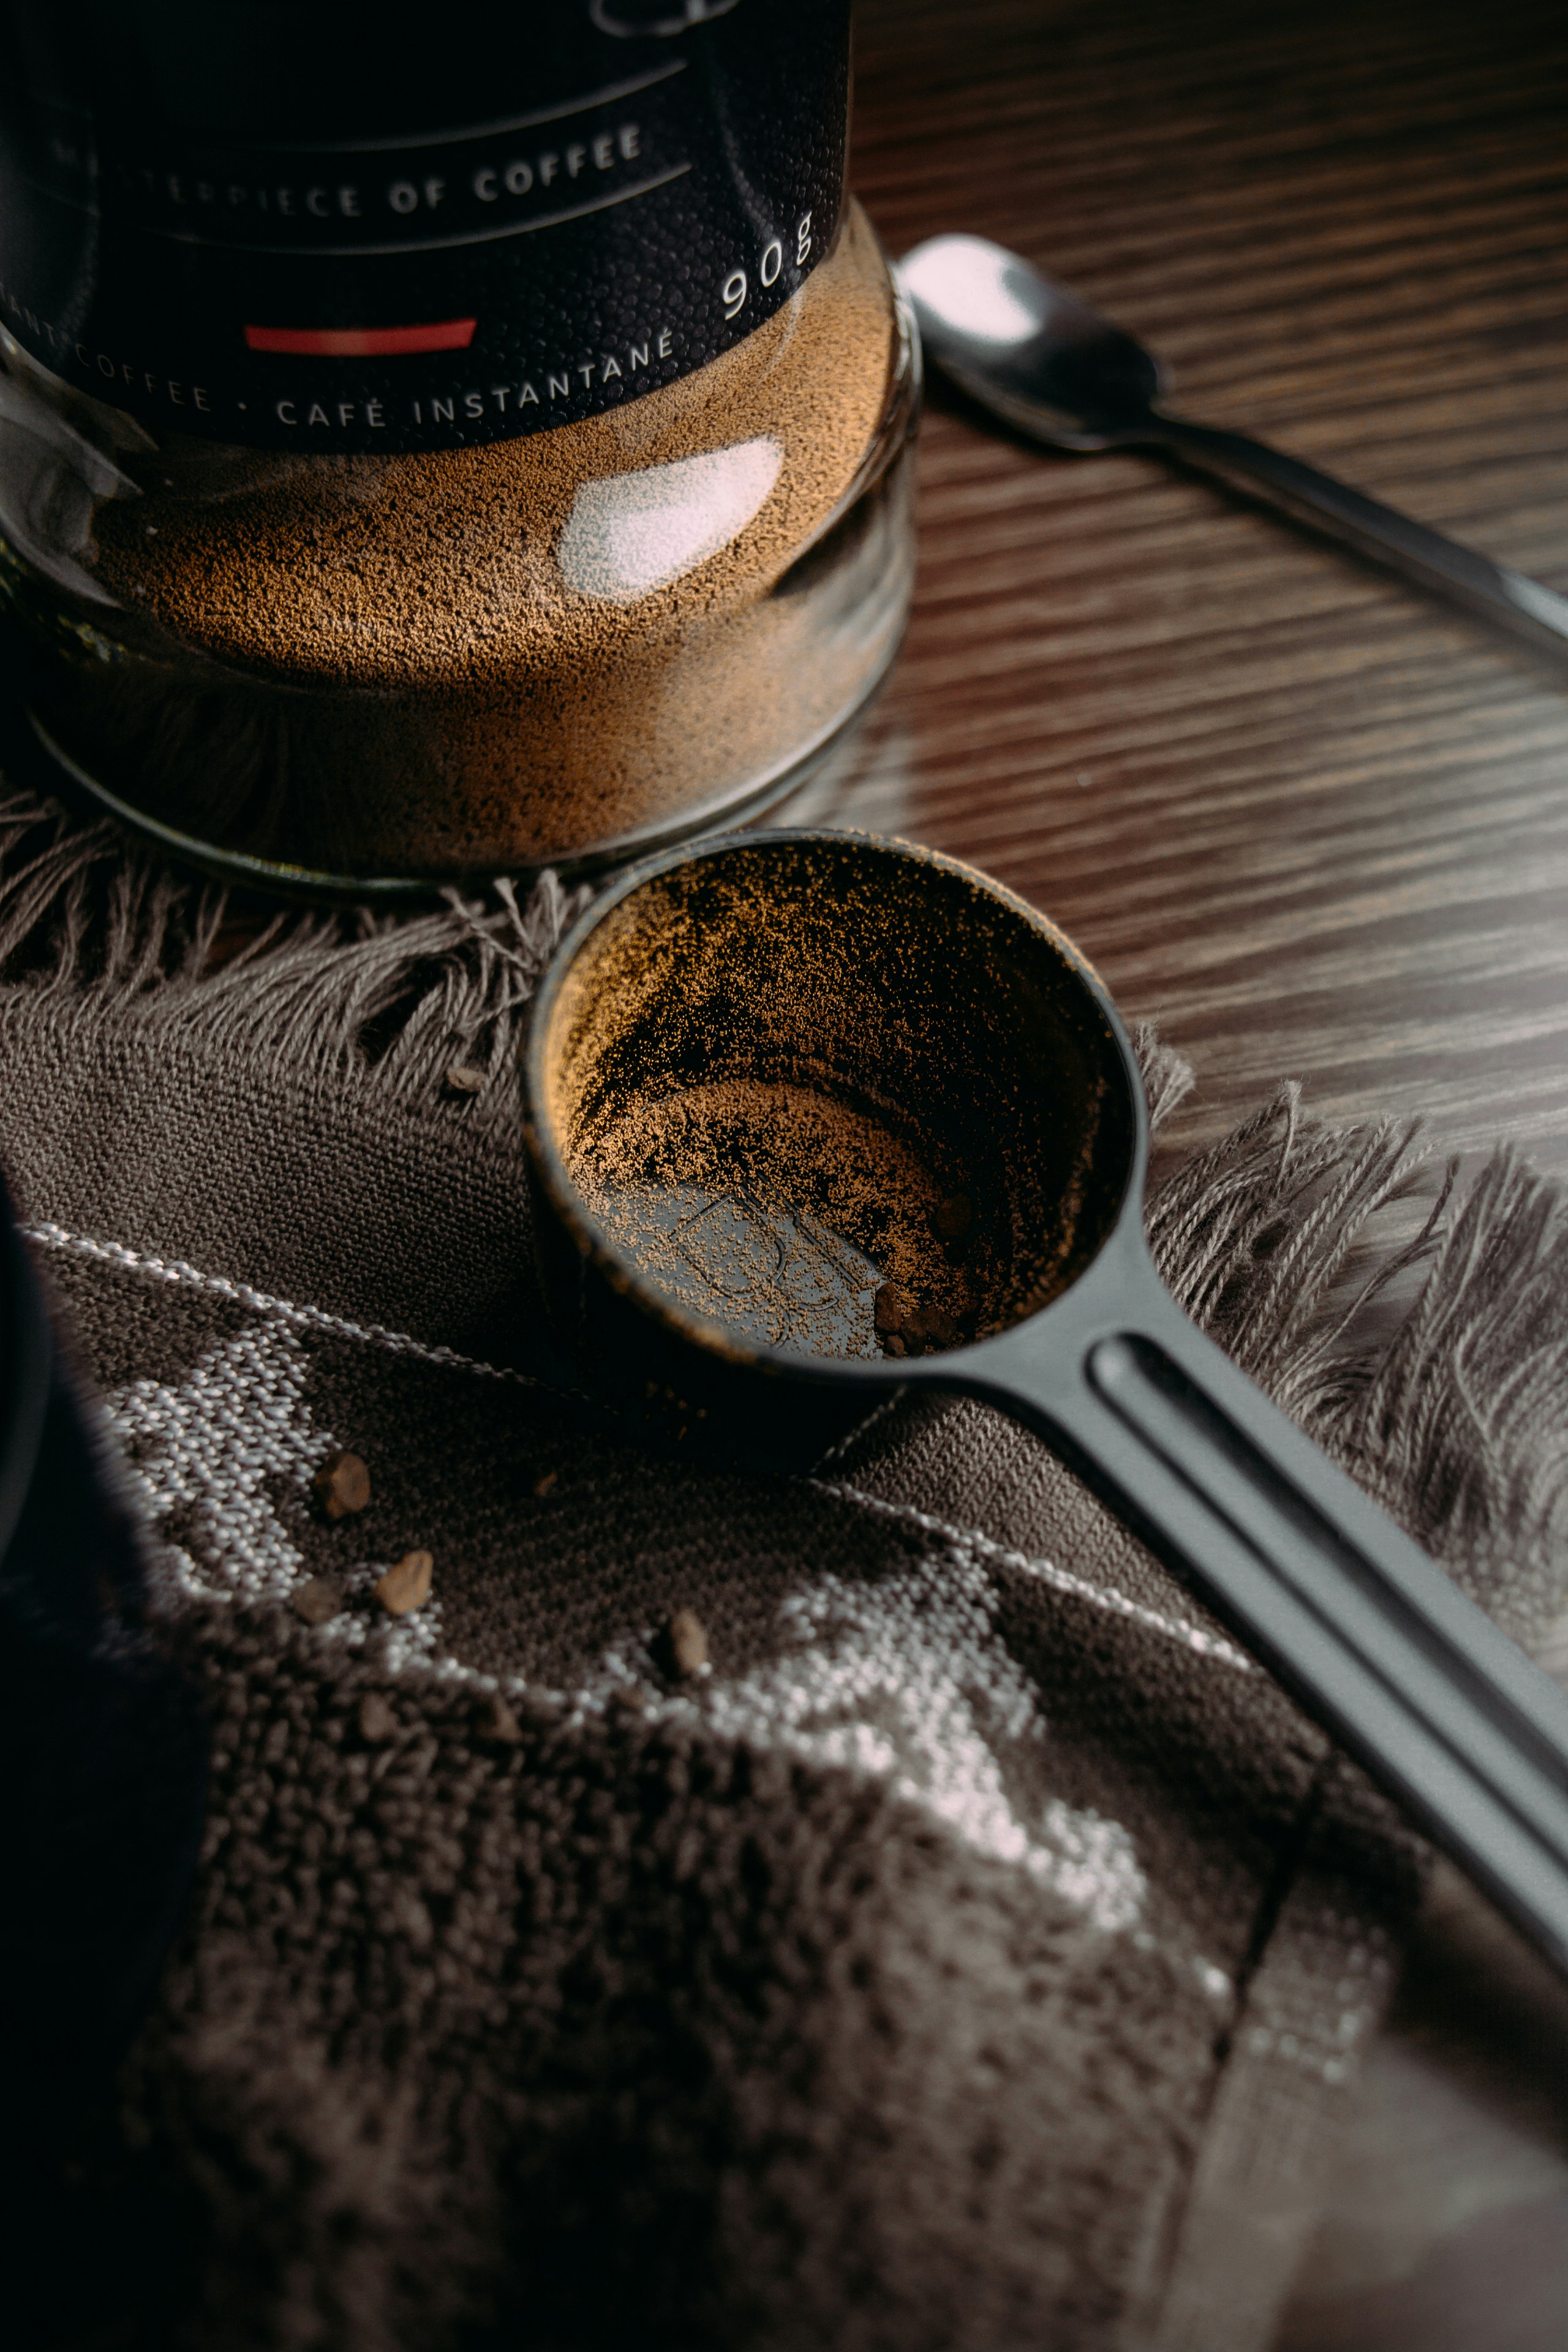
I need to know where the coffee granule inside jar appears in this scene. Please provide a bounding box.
[54,206,911,880]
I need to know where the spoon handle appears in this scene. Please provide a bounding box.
[1152,411,1568,663]
[968,1270,1568,1973]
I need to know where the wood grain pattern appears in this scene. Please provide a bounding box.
[837,6,1568,2345]
[837,0,1568,1189]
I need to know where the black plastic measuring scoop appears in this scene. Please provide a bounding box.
[522,827,1568,1974]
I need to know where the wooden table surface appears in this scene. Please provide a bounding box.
[832,2,1568,2346]
[843,0,1568,1179]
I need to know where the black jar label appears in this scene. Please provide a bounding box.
[0,0,848,452]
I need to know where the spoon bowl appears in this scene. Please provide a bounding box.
[898,232,1160,448]
[897,231,1568,660]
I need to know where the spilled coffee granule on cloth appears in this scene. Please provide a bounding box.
[314,1447,371,1518]
[2,790,1568,2352]
[374,1549,434,1617]
[289,1574,344,1627]
[546,839,1107,1366]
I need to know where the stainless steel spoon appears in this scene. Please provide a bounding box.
[899,232,1568,666]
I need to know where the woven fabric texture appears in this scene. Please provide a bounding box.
[4,794,1567,2352]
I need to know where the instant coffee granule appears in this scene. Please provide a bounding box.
[290,1576,345,1628]
[314,1449,371,1518]
[473,1693,524,1747]
[356,1692,397,1746]
[375,1551,435,1618]
[580,1077,982,1362]
[543,840,1107,1370]
[53,206,910,876]
[663,1608,710,1679]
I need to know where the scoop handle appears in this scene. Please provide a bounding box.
[1150,411,1568,666]
[963,1258,1568,1973]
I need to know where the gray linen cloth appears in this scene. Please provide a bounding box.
[4,791,1566,2352]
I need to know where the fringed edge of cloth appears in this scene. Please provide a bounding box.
[0,788,590,1123]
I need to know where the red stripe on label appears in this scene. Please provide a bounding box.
[243,319,478,357]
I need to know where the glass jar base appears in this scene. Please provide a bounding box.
[22,655,902,903]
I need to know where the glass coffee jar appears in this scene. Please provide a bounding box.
[0,1,916,892]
